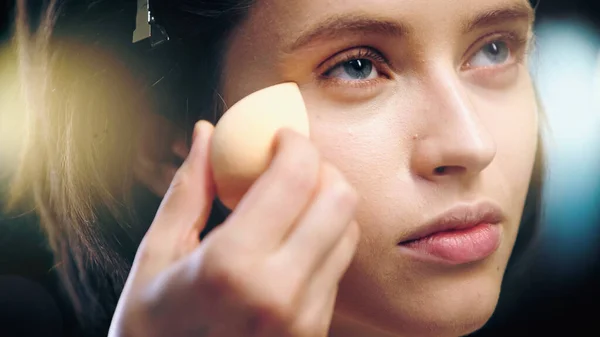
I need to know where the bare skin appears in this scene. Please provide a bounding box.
[113,0,538,336]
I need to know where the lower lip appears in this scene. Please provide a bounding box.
[398,224,501,265]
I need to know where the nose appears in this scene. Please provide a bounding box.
[411,70,496,181]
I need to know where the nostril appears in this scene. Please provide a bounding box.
[434,166,465,176]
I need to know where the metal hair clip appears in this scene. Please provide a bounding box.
[133,0,170,46]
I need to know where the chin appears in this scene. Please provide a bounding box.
[337,252,507,337]
[398,278,502,337]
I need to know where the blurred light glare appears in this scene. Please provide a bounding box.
[530,19,600,280]
[0,45,26,178]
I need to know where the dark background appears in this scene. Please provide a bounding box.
[1,0,599,336]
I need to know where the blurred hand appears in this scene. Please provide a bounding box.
[108,121,360,337]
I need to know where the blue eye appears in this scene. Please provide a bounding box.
[469,41,511,67]
[326,59,379,80]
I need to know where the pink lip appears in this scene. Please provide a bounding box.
[398,201,504,265]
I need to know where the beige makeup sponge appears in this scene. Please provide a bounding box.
[210,82,309,210]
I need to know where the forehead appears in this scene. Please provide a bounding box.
[244,0,532,47]
[251,0,532,25]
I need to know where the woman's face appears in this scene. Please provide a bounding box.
[220,0,538,336]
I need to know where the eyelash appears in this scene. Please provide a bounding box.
[462,31,531,71]
[316,30,530,87]
[317,47,391,89]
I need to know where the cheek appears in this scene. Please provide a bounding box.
[306,103,395,193]
[479,75,538,224]
[300,87,419,244]
[300,85,414,177]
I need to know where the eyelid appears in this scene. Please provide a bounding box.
[462,30,530,69]
[318,46,391,77]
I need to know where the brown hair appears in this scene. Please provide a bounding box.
[6,0,544,335]
[9,0,252,334]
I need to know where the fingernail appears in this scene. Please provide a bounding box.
[192,121,201,144]
[185,122,202,164]
[190,120,212,156]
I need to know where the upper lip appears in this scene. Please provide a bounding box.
[399,201,504,244]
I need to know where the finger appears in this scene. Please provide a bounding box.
[145,120,215,248]
[222,129,320,250]
[278,163,358,278]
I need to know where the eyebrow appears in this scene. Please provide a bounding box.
[287,15,408,53]
[286,3,534,53]
[462,3,535,34]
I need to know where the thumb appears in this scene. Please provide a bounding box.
[145,120,216,251]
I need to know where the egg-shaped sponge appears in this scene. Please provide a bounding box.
[210,82,309,210]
